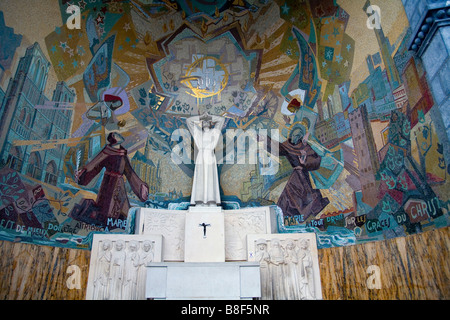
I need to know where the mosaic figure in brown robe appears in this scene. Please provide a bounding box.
[71,132,149,226]
[262,125,329,220]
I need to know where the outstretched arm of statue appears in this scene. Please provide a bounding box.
[209,115,225,146]
[210,114,225,130]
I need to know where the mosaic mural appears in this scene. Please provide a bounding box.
[0,0,448,250]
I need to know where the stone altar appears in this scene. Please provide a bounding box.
[184,206,225,262]
[145,262,260,300]
[140,204,273,299]
[86,205,324,300]
[133,205,277,261]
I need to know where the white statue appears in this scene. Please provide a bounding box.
[255,238,272,300]
[298,238,315,299]
[137,240,154,299]
[93,240,112,300]
[268,238,286,300]
[186,112,225,206]
[123,240,140,300]
[110,240,126,300]
[284,239,301,300]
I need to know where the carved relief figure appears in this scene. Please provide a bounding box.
[93,240,112,300]
[186,112,225,206]
[123,240,140,300]
[226,214,265,260]
[251,237,318,300]
[255,238,272,300]
[110,240,126,300]
[268,238,286,300]
[284,239,301,300]
[137,240,154,299]
[89,238,158,300]
[298,238,315,299]
[145,213,184,261]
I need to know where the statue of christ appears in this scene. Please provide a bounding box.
[186,112,225,206]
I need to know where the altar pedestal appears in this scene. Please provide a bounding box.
[184,206,225,262]
[146,262,261,300]
[85,204,323,300]
[139,205,266,299]
[133,205,277,261]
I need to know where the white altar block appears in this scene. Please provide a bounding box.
[184,208,225,262]
[86,234,163,300]
[134,208,186,261]
[224,206,277,260]
[247,233,323,300]
[134,206,277,261]
[146,262,261,300]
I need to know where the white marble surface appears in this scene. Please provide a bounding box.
[184,210,225,262]
[86,234,163,300]
[135,206,277,261]
[224,206,276,260]
[146,262,261,300]
[134,208,185,261]
[186,114,225,205]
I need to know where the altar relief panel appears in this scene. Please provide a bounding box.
[86,234,163,300]
[247,233,322,300]
[136,206,276,261]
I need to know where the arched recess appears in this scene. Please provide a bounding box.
[38,65,45,90]
[44,160,58,186]
[26,151,42,180]
[33,59,41,84]
[7,146,23,172]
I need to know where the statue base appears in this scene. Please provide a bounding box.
[146,262,261,300]
[185,206,225,262]
[133,205,277,261]
[85,203,323,300]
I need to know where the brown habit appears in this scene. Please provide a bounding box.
[75,145,149,225]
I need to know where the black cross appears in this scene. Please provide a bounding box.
[199,223,211,238]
